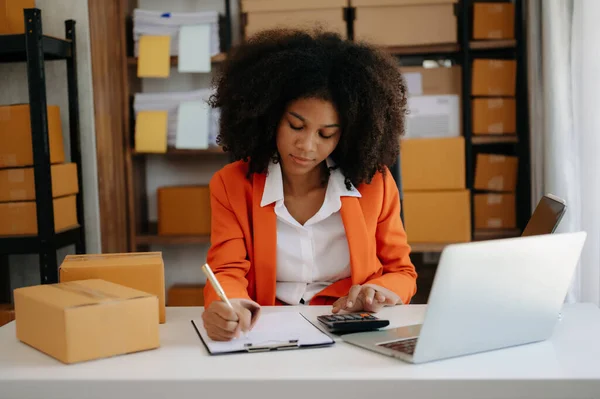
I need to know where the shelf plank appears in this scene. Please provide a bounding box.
[135,229,522,250]
[0,225,81,255]
[384,40,514,57]
[472,135,518,144]
[0,34,72,62]
[127,53,226,67]
[470,39,517,50]
[131,147,227,156]
[136,223,210,246]
[474,228,521,241]
[137,234,211,246]
[410,229,521,253]
[386,43,459,56]
[410,242,451,253]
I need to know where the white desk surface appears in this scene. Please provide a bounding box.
[1,303,600,399]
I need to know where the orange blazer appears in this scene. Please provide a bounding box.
[204,160,418,308]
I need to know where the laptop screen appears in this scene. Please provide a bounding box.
[521,195,567,236]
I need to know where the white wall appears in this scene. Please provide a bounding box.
[0,0,100,290]
[138,0,240,290]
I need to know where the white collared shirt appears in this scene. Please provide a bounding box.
[260,159,361,305]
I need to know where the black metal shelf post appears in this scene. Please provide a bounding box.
[514,0,531,230]
[65,19,86,254]
[0,8,86,302]
[459,0,475,239]
[25,8,58,284]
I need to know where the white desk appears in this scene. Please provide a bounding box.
[1,304,599,399]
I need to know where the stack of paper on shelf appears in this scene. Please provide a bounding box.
[133,89,220,151]
[133,9,220,74]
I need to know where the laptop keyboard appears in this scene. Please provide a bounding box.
[379,337,418,355]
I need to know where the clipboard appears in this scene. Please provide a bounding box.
[191,312,335,355]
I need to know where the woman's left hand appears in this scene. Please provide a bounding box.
[332,285,396,314]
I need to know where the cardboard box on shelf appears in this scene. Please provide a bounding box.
[0,303,15,327]
[0,104,65,168]
[399,65,462,96]
[59,252,166,324]
[242,0,347,39]
[400,66,462,139]
[0,163,78,203]
[474,153,518,192]
[405,94,460,139]
[474,193,516,229]
[472,98,516,135]
[473,2,515,40]
[401,137,465,191]
[13,279,160,364]
[157,186,211,236]
[352,0,458,47]
[404,190,471,243]
[168,284,205,307]
[472,59,516,96]
[0,0,35,35]
[0,195,77,236]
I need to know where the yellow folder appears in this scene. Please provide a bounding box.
[137,35,171,78]
[135,111,168,153]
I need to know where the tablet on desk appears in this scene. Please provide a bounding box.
[191,312,334,354]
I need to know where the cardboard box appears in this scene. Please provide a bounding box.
[59,252,166,324]
[401,137,465,191]
[158,186,211,236]
[400,65,462,96]
[353,0,458,47]
[472,59,516,96]
[0,163,78,203]
[242,0,347,39]
[473,2,514,40]
[405,95,460,138]
[474,154,518,192]
[400,66,462,139]
[168,284,205,307]
[13,279,160,364]
[404,190,471,243]
[474,193,516,229]
[0,104,65,168]
[0,303,15,327]
[472,98,516,135]
[0,195,77,236]
[0,0,35,35]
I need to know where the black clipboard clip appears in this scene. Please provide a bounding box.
[243,340,300,352]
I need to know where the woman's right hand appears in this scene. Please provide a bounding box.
[201,299,260,341]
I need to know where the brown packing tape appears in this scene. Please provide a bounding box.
[49,282,153,310]
[52,281,121,301]
[64,253,160,262]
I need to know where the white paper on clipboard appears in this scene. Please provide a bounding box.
[192,311,334,354]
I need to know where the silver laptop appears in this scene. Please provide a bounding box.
[342,232,587,364]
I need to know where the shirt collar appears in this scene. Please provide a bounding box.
[260,158,361,208]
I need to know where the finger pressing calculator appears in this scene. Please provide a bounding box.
[317,313,390,334]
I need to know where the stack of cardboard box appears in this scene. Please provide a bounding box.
[399,65,471,244]
[241,0,348,39]
[471,3,518,231]
[0,104,79,236]
[12,252,166,364]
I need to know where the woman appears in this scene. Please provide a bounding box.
[201,28,417,341]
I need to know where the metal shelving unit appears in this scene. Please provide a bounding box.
[347,0,530,250]
[0,8,86,304]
